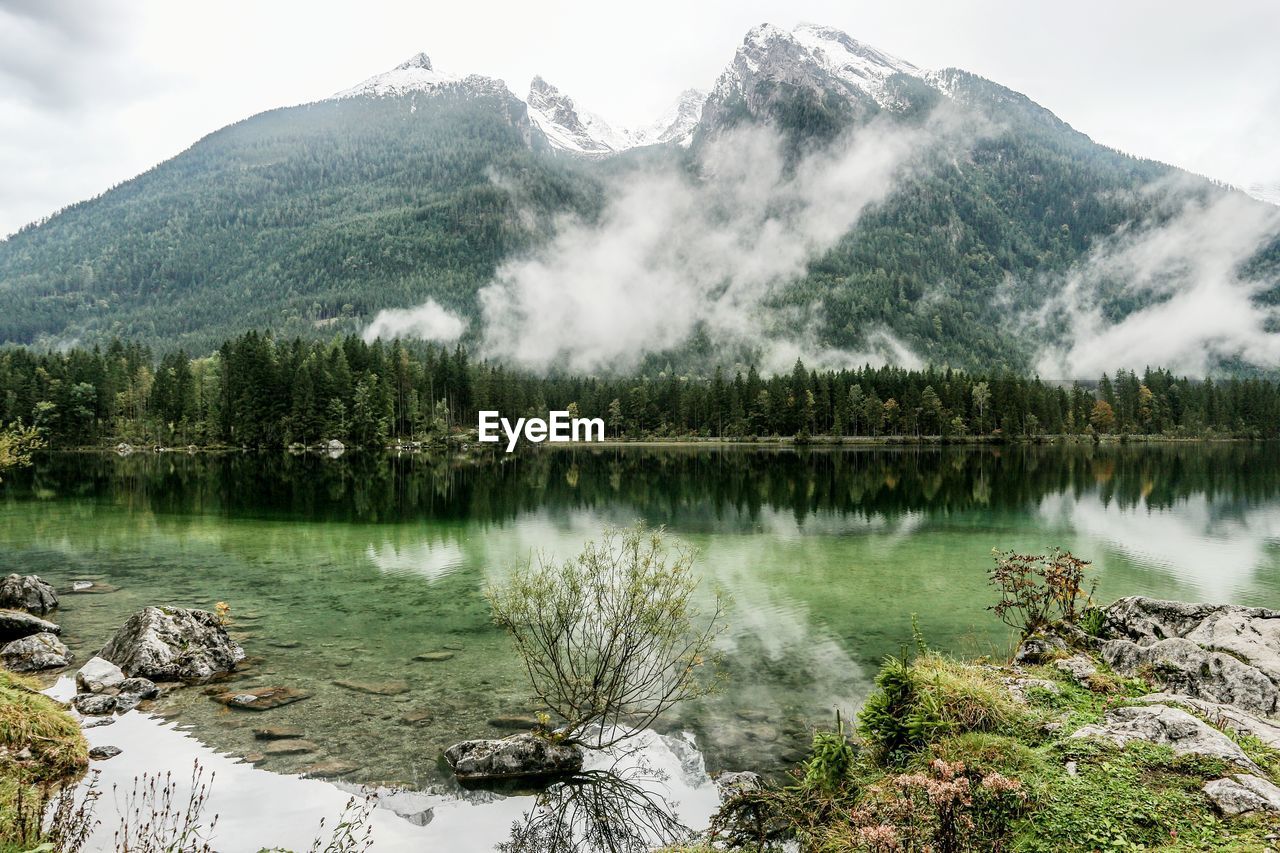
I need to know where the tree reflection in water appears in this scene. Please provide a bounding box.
[499,753,694,853]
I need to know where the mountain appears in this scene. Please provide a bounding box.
[525,75,633,156]
[0,24,1273,373]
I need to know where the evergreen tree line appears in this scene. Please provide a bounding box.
[2,333,1279,448]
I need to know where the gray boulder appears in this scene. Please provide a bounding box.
[100,607,244,681]
[1071,704,1261,773]
[1104,596,1280,687]
[715,771,764,802]
[1101,637,1279,717]
[445,733,584,781]
[76,656,126,693]
[1203,774,1280,815]
[0,574,59,615]
[117,677,159,700]
[1,632,71,671]
[1135,693,1280,750]
[0,609,60,643]
[1055,654,1100,688]
[73,693,117,715]
[1012,631,1068,665]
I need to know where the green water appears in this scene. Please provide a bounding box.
[3,444,1279,786]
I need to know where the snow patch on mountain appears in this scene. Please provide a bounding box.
[634,89,706,147]
[1247,183,1280,207]
[790,23,922,97]
[525,76,632,156]
[331,53,509,100]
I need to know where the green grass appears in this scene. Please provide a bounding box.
[0,669,88,850]
[718,646,1280,852]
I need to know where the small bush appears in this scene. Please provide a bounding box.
[987,548,1094,638]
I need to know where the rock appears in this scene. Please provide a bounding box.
[300,759,357,777]
[413,652,455,662]
[81,716,115,729]
[1055,655,1100,688]
[213,686,310,711]
[117,677,159,700]
[1203,774,1280,815]
[100,606,245,681]
[487,715,542,731]
[445,733,584,781]
[1104,596,1280,684]
[1004,676,1061,704]
[73,693,117,715]
[76,656,126,694]
[1101,637,1279,717]
[0,609,61,643]
[1013,632,1068,665]
[253,727,304,740]
[1135,693,1280,750]
[400,710,433,726]
[0,574,59,615]
[89,745,122,761]
[263,739,318,756]
[334,679,410,696]
[2,632,72,671]
[1071,704,1261,773]
[715,771,764,801]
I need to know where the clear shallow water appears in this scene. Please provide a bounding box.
[4,445,1280,809]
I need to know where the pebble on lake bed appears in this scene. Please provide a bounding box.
[214,686,311,710]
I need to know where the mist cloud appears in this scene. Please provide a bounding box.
[362,298,466,344]
[1035,188,1280,378]
[469,116,963,373]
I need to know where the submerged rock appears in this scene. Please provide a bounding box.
[1203,774,1280,815]
[100,606,245,681]
[263,739,318,756]
[445,733,584,781]
[300,759,357,777]
[214,685,311,711]
[1071,704,1261,773]
[2,632,72,671]
[334,678,410,696]
[413,652,455,662]
[0,574,59,615]
[76,656,126,694]
[0,609,61,643]
[253,726,305,740]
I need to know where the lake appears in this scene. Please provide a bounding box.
[3,443,1280,847]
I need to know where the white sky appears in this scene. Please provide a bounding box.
[2,0,1279,238]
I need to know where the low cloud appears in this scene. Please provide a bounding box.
[1035,187,1280,378]
[362,298,466,344]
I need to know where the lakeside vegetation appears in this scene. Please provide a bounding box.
[3,333,1280,450]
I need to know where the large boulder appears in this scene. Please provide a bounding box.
[1101,637,1279,717]
[0,574,59,615]
[1071,704,1261,773]
[1,632,72,671]
[444,733,584,781]
[1203,774,1280,815]
[100,606,244,681]
[1135,693,1280,750]
[1104,597,1280,680]
[0,609,61,643]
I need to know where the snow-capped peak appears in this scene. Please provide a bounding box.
[634,89,707,148]
[710,22,926,117]
[331,52,463,99]
[525,76,633,157]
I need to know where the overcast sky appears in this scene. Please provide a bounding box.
[2,0,1278,238]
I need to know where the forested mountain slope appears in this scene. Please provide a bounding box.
[1,24,1274,374]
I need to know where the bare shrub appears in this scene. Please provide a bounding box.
[986,548,1093,638]
[487,523,726,749]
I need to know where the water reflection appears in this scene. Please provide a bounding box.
[4,444,1280,794]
